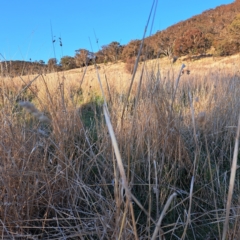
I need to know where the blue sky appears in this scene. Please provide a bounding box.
[0,0,234,63]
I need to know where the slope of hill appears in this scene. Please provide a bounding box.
[0,61,48,77]
[145,0,240,58]
[3,0,240,77]
[61,0,240,70]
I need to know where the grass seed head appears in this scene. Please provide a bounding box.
[19,101,50,123]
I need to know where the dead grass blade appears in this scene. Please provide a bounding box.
[151,192,177,240]
[103,103,139,240]
[171,64,185,110]
[181,176,194,239]
[121,0,157,122]
[222,114,240,240]
[15,74,41,101]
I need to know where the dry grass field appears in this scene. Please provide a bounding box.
[0,54,240,239]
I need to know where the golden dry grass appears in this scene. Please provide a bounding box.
[0,54,240,239]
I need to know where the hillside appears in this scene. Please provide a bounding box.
[94,0,240,64]
[145,0,240,58]
[2,0,240,77]
[0,61,47,77]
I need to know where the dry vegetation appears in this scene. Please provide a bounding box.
[0,53,240,239]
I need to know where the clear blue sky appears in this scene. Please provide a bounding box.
[0,0,234,63]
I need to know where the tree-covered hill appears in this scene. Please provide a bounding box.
[3,0,240,76]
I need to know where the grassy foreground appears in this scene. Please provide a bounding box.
[0,55,240,239]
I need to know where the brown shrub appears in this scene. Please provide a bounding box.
[125,57,136,74]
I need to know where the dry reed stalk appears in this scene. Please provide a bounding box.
[205,135,221,239]
[171,64,186,110]
[153,160,159,220]
[130,64,144,135]
[181,176,194,239]
[112,146,122,237]
[151,192,177,240]
[121,0,156,122]
[94,64,107,106]
[15,74,40,101]
[103,103,138,240]
[147,137,152,239]
[222,114,240,240]
[104,74,112,104]
[188,90,199,157]
[79,65,88,88]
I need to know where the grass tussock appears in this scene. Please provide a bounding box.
[0,55,240,239]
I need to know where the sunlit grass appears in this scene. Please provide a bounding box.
[0,54,240,239]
